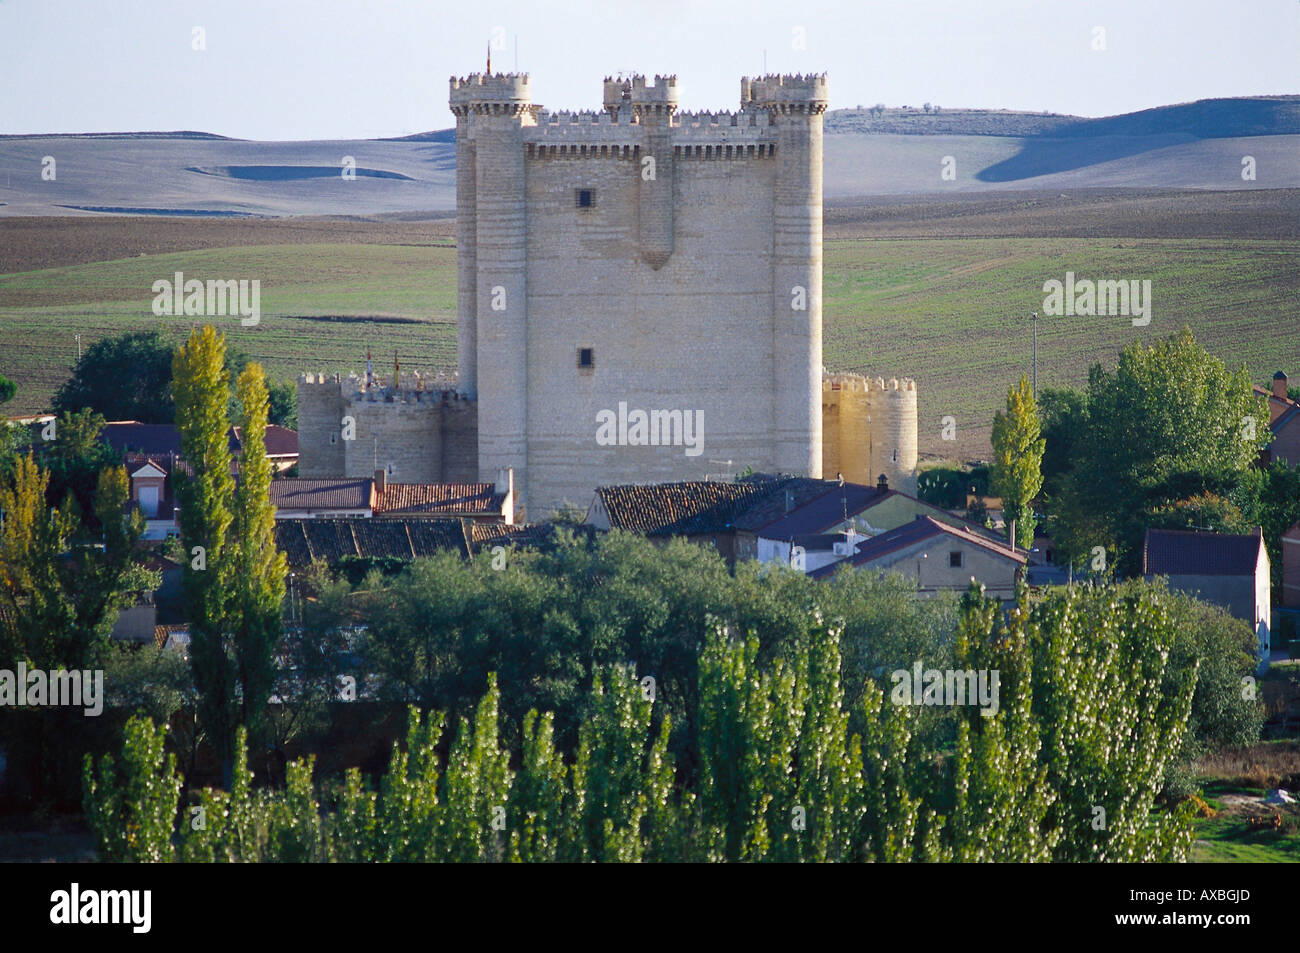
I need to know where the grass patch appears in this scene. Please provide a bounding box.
[2,235,1297,456]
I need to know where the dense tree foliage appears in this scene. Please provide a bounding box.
[51,330,297,428]
[53,332,176,424]
[0,451,156,804]
[1047,328,1269,574]
[32,409,120,533]
[0,454,152,673]
[85,573,1212,863]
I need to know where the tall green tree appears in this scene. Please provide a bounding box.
[173,326,239,785]
[990,374,1045,550]
[174,328,290,786]
[230,363,287,751]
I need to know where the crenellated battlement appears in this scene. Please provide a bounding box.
[449,72,533,116]
[299,371,469,404]
[822,372,917,394]
[744,73,830,115]
[629,74,679,102]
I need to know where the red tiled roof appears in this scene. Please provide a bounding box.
[594,481,773,535]
[269,478,373,511]
[232,424,299,457]
[468,521,595,553]
[1142,528,1265,577]
[153,623,188,650]
[374,483,506,517]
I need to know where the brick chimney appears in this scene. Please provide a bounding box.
[1274,371,1289,400]
[374,467,386,493]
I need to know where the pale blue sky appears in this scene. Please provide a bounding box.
[1,0,1296,140]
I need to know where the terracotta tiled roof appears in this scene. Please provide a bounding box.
[374,482,506,517]
[232,424,299,457]
[594,481,773,536]
[809,516,1025,580]
[273,518,472,568]
[468,521,596,553]
[269,478,373,511]
[1142,528,1266,577]
[153,623,188,650]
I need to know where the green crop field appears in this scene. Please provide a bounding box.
[2,232,1296,458]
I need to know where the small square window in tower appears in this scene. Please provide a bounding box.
[949,551,963,568]
[577,347,595,370]
[576,188,594,209]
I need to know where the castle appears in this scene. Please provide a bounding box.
[299,70,918,514]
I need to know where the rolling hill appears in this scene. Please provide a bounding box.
[1,96,1297,218]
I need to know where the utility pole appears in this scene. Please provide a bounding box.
[75,332,81,363]
[1029,311,1038,400]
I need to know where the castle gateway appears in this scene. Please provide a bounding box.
[299,72,918,516]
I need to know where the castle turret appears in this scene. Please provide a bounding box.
[602,76,631,118]
[450,72,535,505]
[873,378,918,495]
[630,75,679,269]
[297,373,345,477]
[750,73,829,478]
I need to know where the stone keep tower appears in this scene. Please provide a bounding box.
[449,71,830,515]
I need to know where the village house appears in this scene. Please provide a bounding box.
[1142,527,1272,667]
[1254,371,1300,467]
[807,515,1026,597]
[585,474,1003,577]
[738,473,1004,568]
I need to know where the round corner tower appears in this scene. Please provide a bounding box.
[748,73,829,478]
[450,71,535,503]
[873,377,918,495]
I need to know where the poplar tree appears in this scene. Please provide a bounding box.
[231,363,288,750]
[172,326,238,785]
[990,374,1045,550]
